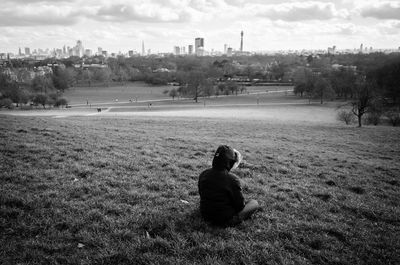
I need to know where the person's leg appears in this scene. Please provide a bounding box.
[238,199,260,221]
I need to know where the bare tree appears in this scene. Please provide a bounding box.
[350,80,375,127]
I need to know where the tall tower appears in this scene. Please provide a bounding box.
[240,31,243,52]
[142,41,145,56]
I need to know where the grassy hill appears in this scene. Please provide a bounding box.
[1,113,399,264]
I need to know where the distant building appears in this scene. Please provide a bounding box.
[74,40,84,57]
[224,44,228,54]
[327,45,336,55]
[188,45,193,55]
[85,49,92,57]
[359,43,363,53]
[174,46,180,55]
[128,50,134,57]
[24,47,30,56]
[332,63,357,71]
[98,47,103,55]
[142,41,145,56]
[195,37,204,56]
[227,47,233,57]
[102,50,108,57]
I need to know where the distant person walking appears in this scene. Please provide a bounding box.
[198,145,261,227]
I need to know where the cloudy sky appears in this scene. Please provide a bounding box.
[1,0,399,54]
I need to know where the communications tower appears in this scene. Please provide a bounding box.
[240,31,243,52]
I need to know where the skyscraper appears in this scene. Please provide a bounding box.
[24,47,30,55]
[195,37,204,56]
[174,46,180,55]
[188,45,193,55]
[240,31,243,52]
[142,41,145,56]
[75,40,84,57]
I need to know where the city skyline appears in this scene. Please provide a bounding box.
[1,0,400,54]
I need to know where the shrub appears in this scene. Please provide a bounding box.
[365,112,382,126]
[55,98,68,107]
[0,98,13,109]
[386,111,400,126]
[337,110,354,125]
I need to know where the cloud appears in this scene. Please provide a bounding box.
[94,3,192,23]
[0,5,82,26]
[4,0,73,3]
[361,2,400,20]
[249,1,349,21]
[378,20,400,35]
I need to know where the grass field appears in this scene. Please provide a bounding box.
[63,82,171,105]
[1,110,399,264]
[62,82,292,106]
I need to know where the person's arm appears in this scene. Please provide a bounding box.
[230,174,245,213]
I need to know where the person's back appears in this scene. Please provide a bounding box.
[199,167,244,225]
[198,145,260,226]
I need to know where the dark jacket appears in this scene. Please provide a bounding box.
[198,145,245,225]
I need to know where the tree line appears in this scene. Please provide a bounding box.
[292,54,400,126]
[1,52,399,123]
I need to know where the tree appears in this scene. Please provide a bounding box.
[0,98,13,108]
[55,98,68,107]
[92,68,112,86]
[370,59,400,107]
[217,83,226,95]
[33,94,48,109]
[385,110,400,126]
[0,73,24,106]
[169,88,178,100]
[294,83,306,97]
[312,77,335,104]
[17,89,31,106]
[53,67,72,91]
[226,80,238,95]
[329,68,357,100]
[185,70,205,103]
[32,75,54,94]
[82,69,93,87]
[269,62,286,81]
[202,79,215,97]
[350,79,375,127]
[293,67,314,98]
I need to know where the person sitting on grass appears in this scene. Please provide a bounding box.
[198,145,261,227]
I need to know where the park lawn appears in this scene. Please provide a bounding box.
[1,114,399,264]
[63,82,172,105]
[62,82,293,106]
